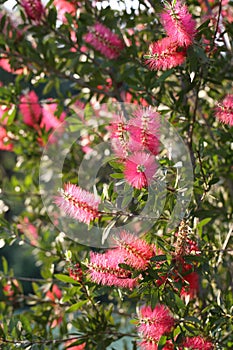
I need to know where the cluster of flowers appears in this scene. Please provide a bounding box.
[138,304,213,350]
[108,106,160,189]
[144,0,196,71]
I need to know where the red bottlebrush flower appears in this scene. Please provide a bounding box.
[180,271,199,300]
[138,304,174,340]
[0,126,13,151]
[54,183,101,224]
[84,22,125,59]
[88,249,138,289]
[160,0,196,47]
[124,151,157,189]
[20,0,45,22]
[215,94,233,126]
[182,336,214,350]
[19,91,42,127]
[40,101,66,131]
[128,107,160,155]
[68,263,83,282]
[113,230,155,270]
[140,338,174,350]
[145,37,186,71]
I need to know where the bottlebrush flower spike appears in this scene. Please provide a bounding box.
[19,91,42,127]
[88,249,138,289]
[128,107,160,155]
[20,0,45,22]
[124,151,157,189]
[113,230,155,270]
[84,22,125,59]
[108,113,129,158]
[138,304,174,340]
[54,183,101,224]
[182,336,214,350]
[215,94,233,126]
[160,0,196,47]
[140,338,174,350]
[144,37,186,71]
[68,263,83,282]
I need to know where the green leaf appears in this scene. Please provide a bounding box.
[66,300,88,313]
[110,173,124,179]
[1,256,8,274]
[54,274,79,284]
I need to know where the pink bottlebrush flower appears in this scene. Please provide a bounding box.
[19,91,42,127]
[113,230,155,270]
[84,22,125,59]
[182,336,214,350]
[53,0,77,22]
[40,101,66,131]
[54,183,101,224]
[138,304,174,340]
[215,94,233,126]
[160,0,196,47]
[124,151,157,189]
[108,113,129,158]
[20,0,45,22]
[0,126,13,151]
[145,37,187,71]
[140,338,174,350]
[88,249,138,289]
[128,107,160,155]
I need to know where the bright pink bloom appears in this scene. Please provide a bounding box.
[55,183,101,224]
[183,336,214,350]
[88,249,138,289]
[0,126,13,151]
[84,22,125,59]
[128,107,160,155]
[19,91,42,127]
[145,37,186,71]
[215,94,233,126]
[108,114,129,158]
[53,0,77,22]
[138,304,174,340]
[140,338,174,350]
[160,0,196,47]
[40,101,66,131]
[20,0,45,22]
[124,151,157,189]
[113,230,155,270]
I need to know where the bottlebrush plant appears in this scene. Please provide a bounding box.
[0,0,233,349]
